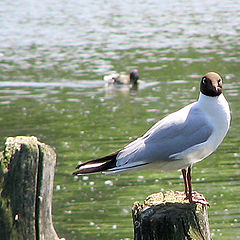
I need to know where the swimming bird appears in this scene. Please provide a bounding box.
[104,69,140,86]
[73,72,231,204]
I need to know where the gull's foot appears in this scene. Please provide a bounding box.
[186,191,210,206]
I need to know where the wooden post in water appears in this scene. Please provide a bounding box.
[0,136,61,240]
[132,191,211,240]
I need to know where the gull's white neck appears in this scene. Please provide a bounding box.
[198,92,223,104]
[197,92,230,113]
[197,92,231,136]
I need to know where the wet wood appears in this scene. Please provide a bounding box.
[0,136,60,240]
[132,191,211,240]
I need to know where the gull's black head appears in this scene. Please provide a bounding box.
[200,72,223,97]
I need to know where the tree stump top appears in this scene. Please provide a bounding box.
[132,191,211,240]
[145,190,188,205]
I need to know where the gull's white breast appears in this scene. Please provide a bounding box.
[170,93,231,166]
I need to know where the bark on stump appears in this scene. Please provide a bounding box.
[0,136,61,240]
[132,191,211,240]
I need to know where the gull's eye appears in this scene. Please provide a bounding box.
[218,79,221,83]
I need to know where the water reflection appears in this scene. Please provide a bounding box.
[0,81,105,88]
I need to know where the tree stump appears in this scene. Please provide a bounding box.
[132,191,211,240]
[0,136,61,240]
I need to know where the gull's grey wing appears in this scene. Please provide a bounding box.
[116,104,213,167]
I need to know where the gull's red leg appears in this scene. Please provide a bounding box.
[184,166,209,205]
[181,169,188,196]
[187,166,193,203]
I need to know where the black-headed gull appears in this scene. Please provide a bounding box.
[73,72,231,204]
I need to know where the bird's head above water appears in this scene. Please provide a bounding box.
[200,72,223,97]
[129,69,140,85]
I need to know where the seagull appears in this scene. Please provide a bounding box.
[73,72,231,204]
[104,69,140,86]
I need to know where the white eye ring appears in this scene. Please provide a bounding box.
[202,77,207,84]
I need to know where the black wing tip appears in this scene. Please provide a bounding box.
[72,170,101,176]
[72,165,108,176]
[72,151,119,176]
[75,164,81,169]
[72,171,80,176]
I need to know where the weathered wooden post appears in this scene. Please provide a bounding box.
[0,136,61,240]
[132,191,211,240]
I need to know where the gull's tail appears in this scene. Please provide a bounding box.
[72,151,120,175]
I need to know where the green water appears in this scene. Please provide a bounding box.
[0,0,239,239]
